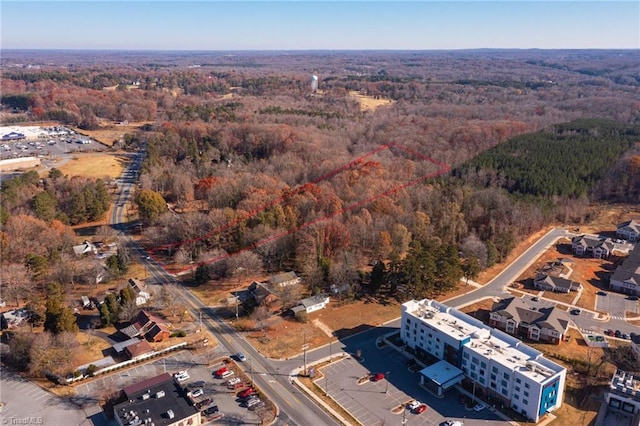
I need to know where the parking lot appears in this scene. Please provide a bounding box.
[318,345,505,426]
[74,350,263,425]
[596,292,640,319]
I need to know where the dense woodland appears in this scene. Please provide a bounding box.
[1,50,640,317]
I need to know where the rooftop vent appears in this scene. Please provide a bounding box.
[141,393,150,400]
[167,409,175,419]
[155,390,165,398]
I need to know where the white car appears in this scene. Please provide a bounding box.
[174,371,190,382]
[191,388,204,398]
[407,400,421,411]
[473,402,487,412]
[227,377,241,385]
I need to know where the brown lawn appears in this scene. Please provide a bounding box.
[348,91,394,112]
[459,298,496,323]
[56,152,126,180]
[73,329,113,367]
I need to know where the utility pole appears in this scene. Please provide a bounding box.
[329,338,332,362]
[385,371,390,394]
[235,290,239,321]
[249,358,254,385]
[199,311,202,333]
[302,333,309,376]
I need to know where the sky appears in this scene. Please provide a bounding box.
[1,1,638,50]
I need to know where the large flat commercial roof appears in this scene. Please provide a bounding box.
[404,299,564,384]
[419,360,464,387]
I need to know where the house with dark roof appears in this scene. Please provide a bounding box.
[534,274,582,293]
[247,281,280,307]
[119,310,171,342]
[571,234,614,259]
[489,297,570,345]
[617,219,640,242]
[609,245,640,296]
[112,373,200,426]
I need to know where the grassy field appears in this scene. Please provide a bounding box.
[348,91,394,112]
[56,153,126,180]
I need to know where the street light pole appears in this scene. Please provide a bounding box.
[385,371,390,394]
[302,333,308,376]
[235,290,239,321]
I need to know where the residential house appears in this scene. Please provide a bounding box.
[72,240,97,256]
[120,310,171,342]
[609,245,640,296]
[571,234,614,259]
[289,294,330,315]
[247,281,280,307]
[268,271,301,288]
[534,274,582,293]
[128,278,152,306]
[489,297,570,344]
[124,339,154,361]
[617,220,640,242]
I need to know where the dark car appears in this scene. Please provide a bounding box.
[248,401,265,411]
[371,372,385,382]
[203,405,219,416]
[191,381,206,388]
[627,295,639,301]
[604,329,614,336]
[615,330,622,338]
[596,291,607,296]
[195,398,212,410]
[531,296,540,302]
[570,309,581,315]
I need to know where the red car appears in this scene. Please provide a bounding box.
[414,404,427,414]
[371,373,385,382]
[238,388,254,399]
[213,367,227,377]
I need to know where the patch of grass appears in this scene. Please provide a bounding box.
[57,153,125,179]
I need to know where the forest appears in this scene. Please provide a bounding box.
[1,49,639,311]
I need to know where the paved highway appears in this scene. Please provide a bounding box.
[111,150,339,426]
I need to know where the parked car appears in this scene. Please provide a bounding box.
[236,352,247,362]
[203,405,219,416]
[219,370,234,379]
[191,388,204,398]
[443,421,464,426]
[248,401,265,411]
[414,404,427,414]
[570,309,581,315]
[473,403,487,412]
[195,399,212,410]
[407,400,421,411]
[615,330,622,338]
[227,381,245,390]
[214,367,227,376]
[628,295,639,301]
[531,296,540,302]
[238,388,254,399]
[191,381,206,388]
[596,291,607,296]
[371,372,385,382]
[226,377,241,386]
[246,398,262,408]
[604,329,614,336]
[622,333,630,340]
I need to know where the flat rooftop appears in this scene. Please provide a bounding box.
[404,299,564,383]
[114,373,198,425]
[610,370,640,402]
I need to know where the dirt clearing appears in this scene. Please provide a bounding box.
[57,152,126,180]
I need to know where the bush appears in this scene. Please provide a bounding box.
[171,330,187,338]
[295,311,309,323]
[85,364,99,377]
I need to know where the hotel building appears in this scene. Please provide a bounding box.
[401,299,566,423]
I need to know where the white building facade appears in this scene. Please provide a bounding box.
[401,299,566,423]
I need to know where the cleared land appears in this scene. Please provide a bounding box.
[348,91,394,112]
[57,152,125,180]
[79,121,152,147]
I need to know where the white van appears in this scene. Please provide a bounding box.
[220,370,234,379]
